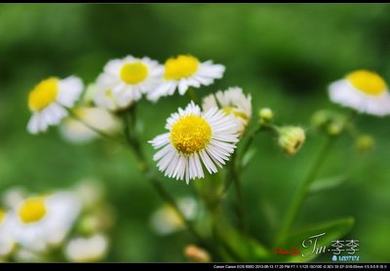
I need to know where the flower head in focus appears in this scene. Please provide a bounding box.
[328,70,390,116]
[97,56,162,109]
[149,101,239,183]
[27,76,83,134]
[148,55,225,101]
[202,87,252,134]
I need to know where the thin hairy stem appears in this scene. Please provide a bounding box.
[230,152,247,233]
[275,135,336,245]
[187,88,200,104]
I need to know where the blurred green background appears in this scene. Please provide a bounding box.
[0,4,390,262]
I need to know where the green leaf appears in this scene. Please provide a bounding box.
[277,217,355,262]
[309,175,348,194]
[215,222,270,261]
[241,148,257,169]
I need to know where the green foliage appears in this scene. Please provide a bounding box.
[0,4,390,262]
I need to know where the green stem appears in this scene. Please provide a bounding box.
[238,123,277,165]
[210,204,245,261]
[275,135,336,245]
[239,125,262,159]
[222,125,261,195]
[187,88,199,104]
[121,108,148,171]
[230,153,246,233]
[148,174,206,245]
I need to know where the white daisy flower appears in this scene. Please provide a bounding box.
[149,101,239,183]
[9,192,81,252]
[92,75,129,111]
[60,106,121,144]
[91,81,120,112]
[97,56,162,109]
[74,179,104,210]
[27,76,84,134]
[64,234,109,262]
[13,248,44,262]
[0,209,16,259]
[2,187,26,209]
[147,55,225,101]
[150,197,198,236]
[328,70,390,116]
[202,87,252,133]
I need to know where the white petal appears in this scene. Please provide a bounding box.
[178,80,189,95]
[27,113,41,134]
[57,76,84,108]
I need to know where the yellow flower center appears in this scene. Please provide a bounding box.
[28,77,59,112]
[18,197,47,224]
[346,70,387,96]
[170,115,212,155]
[120,62,149,84]
[164,55,199,80]
[222,107,249,121]
[0,208,6,224]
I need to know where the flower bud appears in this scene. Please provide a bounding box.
[184,244,211,262]
[355,134,375,152]
[277,126,306,155]
[77,215,100,235]
[327,121,344,136]
[258,108,273,124]
[311,110,330,128]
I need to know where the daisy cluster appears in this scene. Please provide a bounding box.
[26,54,225,135]
[26,54,254,183]
[25,53,390,184]
[0,181,113,262]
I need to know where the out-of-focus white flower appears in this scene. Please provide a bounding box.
[0,209,16,259]
[96,56,162,109]
[149,101,239,183]
[13,248,44,262]
[202,87,252,133]
[148,55,225,101]
[2,187,27,209]
[92,76,125,112]
[64,234,109,262]
[27,76,84,134]
[73,180,114,235]
[150,197,198,235]
[328,70,390,116]
[74,179,104,209]
[9,192,81,252]
[59,107,121,144]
